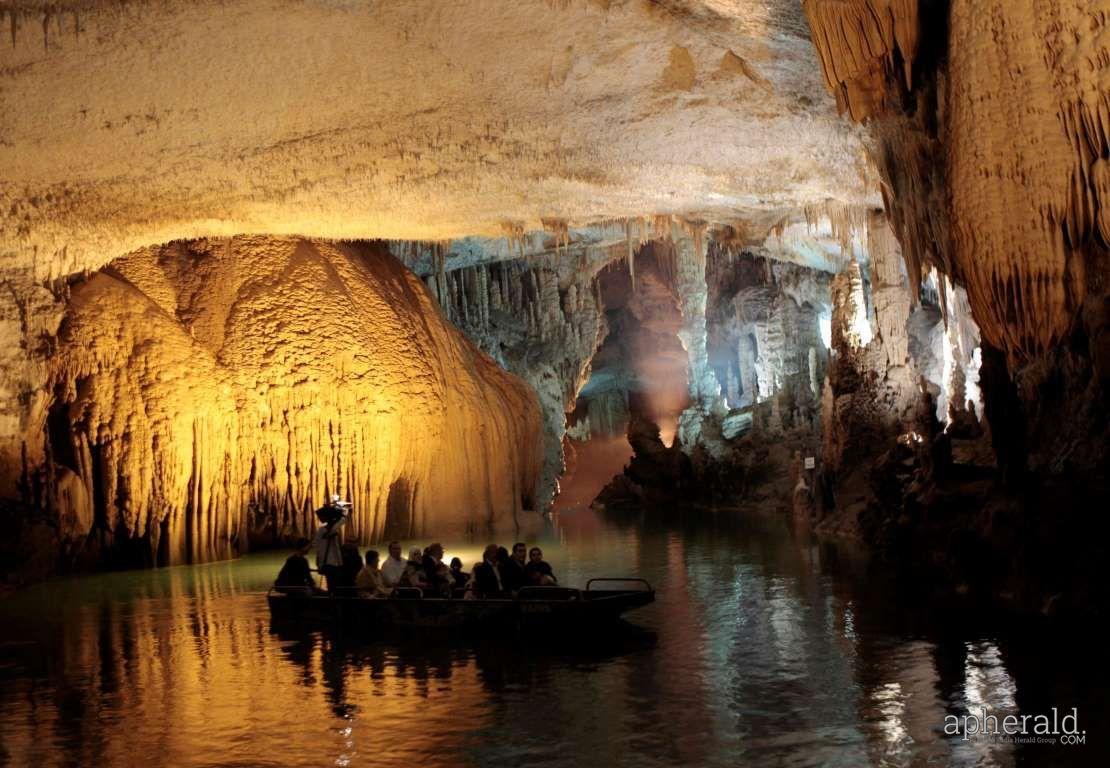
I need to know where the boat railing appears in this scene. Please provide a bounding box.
[585,578,653,592]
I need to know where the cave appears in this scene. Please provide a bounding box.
[1,1,1108,765]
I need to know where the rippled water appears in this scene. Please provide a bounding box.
[1,508,1106,767]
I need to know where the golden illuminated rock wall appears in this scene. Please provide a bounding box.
[803,0,1109,362]
[37,237,543,565]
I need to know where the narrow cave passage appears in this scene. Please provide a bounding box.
[570,245,691,442]
[557,244,691,512]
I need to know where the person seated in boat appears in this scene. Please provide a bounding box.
[499,542,528,594]
[401,547,428,589]
[337,544,363,591]
[422,543,452,597]
[469,544,504,597]
[381,541,406,588]
[449,557,469,590]
[274,537,319,594]
[525,547,557,586]
[356,549,392,598]
[436,563,453,594]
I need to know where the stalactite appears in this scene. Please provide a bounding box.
[426,248,610,510]
[801,0,919,121]
[625,219,636,293]
[805,0,1109,364]
[501,221,527,260]
[541,217,570,255]
[478,263,490,328]
[803,200,868,253]
[715,254,828,419]
[433,241,448,319]
[8,6,18,48]
[497,264,509,313]
[948,0,1108,361]
[652,214,672,241]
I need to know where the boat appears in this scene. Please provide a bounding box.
[267,578,655,633]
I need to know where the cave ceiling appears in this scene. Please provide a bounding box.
[0,0,879,281]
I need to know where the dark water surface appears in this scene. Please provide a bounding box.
[1,507,1106,768]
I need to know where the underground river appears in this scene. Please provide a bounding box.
[2,490,1106,767]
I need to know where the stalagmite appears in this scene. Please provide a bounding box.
[820,239,925,486]
[671,223,718,407]
[867,214,911,370]
[707,250,828,418]
[829,259,871,351]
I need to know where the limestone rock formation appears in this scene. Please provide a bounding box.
[0,0,875,281]
[14,237,543,570]
[596,240,832,510]
[406,240,612,509]
[0,0,879,525]
[819,215,923,479]
[803,0,1108,362]
[593,414,694,512]
[706,247,828,423]
[804,0,1108,521]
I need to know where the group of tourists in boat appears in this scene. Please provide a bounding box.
[273,496,557,600]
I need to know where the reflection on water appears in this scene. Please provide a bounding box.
[1,509,1106,767]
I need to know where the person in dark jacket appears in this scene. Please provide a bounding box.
[470,544,504,596]
[449,557,469,590]
[275,538,319,594]
[421,543,451,597]
[499,542,528,594]
[525,546,557,586]
[338,544,363,590]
